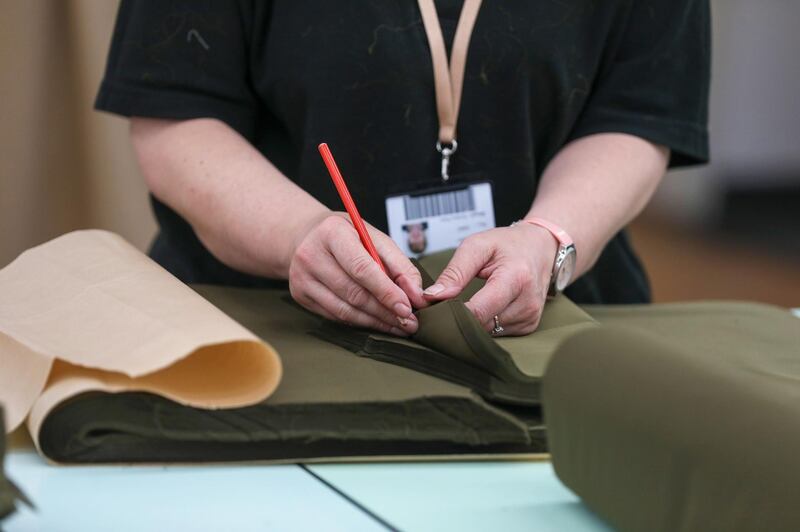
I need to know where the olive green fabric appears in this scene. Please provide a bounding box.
[38,286,545,463]
[318,252,597,405]
[0,410,13,520]
[544,302,800,532]
[318,294,596,405]
[1,409,33,521]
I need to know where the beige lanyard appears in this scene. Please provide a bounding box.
[417,0,483,182]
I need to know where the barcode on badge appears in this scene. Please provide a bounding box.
[403,188,475,220]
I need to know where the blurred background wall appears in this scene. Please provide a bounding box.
[0,0,155,267]
[638,0,800,305]
[1,0,799,305]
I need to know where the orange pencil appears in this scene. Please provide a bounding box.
[318,143,387,274]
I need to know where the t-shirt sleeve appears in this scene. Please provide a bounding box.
[569,0,711,167]
[95,0,257,138]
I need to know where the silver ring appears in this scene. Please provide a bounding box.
[491,315,504,336]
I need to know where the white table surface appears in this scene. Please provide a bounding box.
[3,451,383,532]
[308,461,612,532]
[4,451,610,531]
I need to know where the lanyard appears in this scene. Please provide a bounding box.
[417,0,483,182]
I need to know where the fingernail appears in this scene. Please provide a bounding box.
[394,302,412,317]
[396,316,418,333]
[397,314,417,327]
[390,327,409,337]
[423,283,445,296]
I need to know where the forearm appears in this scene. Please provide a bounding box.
[526,133,670,277]
[130,117,329,279]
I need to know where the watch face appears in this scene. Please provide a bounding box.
[555,248,577,292]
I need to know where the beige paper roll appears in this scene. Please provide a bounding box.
[0,230,282,448]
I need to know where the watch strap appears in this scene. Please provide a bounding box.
[518,217,574,247]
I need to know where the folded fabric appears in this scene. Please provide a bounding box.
[0,230,282,444]
[544,302,800,532]
[318,294,597,406]
[321,253,597,406]
[38,286,547,463]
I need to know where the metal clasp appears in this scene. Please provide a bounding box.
[436,139,458,182]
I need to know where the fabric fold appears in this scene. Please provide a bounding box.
[0,230,282,445]
[544,302,800,532]
[35,284,546,463]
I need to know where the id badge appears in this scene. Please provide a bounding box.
[385,180,496,258]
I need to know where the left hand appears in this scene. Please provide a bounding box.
[422,224,558,335]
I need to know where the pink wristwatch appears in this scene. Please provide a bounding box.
[513,217,577,295]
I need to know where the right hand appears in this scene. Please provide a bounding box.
[288,212,427,336]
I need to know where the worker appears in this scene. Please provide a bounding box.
[96,0,710,336]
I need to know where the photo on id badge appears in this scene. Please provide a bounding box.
[385,178,496,258]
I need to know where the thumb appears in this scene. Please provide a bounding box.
[424,239,487,300]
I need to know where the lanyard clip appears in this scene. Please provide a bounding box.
[436,139,458,182]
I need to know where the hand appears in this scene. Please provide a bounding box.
[422,224,557,335]
[289,212,427,336]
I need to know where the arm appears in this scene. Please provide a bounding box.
[527,133,669,277]
[131,117,326,279]
[423,132,669,334]
[131,117,424,334]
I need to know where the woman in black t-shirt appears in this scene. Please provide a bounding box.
[97,0,710,336]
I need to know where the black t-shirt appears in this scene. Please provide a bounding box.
[96,0,710,304]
